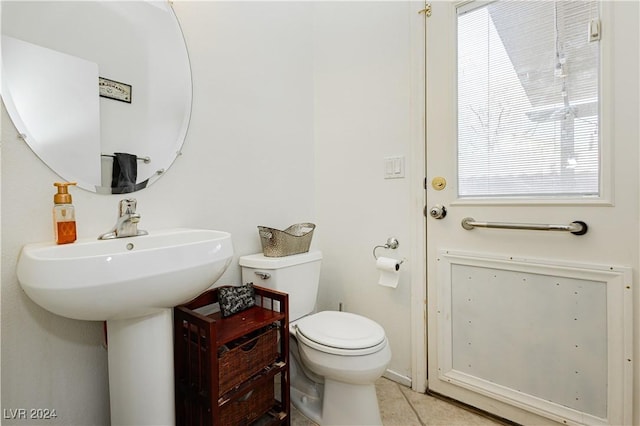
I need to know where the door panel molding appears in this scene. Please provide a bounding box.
[436,250,632,426]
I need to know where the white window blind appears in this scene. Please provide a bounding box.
[457,1,600,198]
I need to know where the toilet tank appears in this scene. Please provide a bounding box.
[239,250,322,322]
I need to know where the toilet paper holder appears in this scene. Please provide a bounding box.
[373,237,404,263]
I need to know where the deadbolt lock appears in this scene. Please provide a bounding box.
[431,177,447,191]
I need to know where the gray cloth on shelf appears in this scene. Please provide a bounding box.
[218,283,256,317]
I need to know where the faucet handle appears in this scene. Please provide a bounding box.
[119,198,138,216]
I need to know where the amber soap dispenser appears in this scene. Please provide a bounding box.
[53,182,77,244]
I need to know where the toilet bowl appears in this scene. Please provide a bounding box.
[292,311,391,425]
[295,311,390,382]
[239,251,391,425]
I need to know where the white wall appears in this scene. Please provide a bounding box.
[1,2,318,424]
[2,2,419,423]
[312,1,420,383]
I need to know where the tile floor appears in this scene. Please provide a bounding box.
[290,378,506,426]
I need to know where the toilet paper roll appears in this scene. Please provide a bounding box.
[376,256,401,288]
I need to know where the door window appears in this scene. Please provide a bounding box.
[457,1,600,198]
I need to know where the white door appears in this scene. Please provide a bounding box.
[425,2,638,425]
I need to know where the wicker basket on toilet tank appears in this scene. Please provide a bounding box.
[258,223,315,257]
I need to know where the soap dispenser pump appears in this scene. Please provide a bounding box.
[53,182,77,244]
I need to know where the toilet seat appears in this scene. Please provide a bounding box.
[295,311,387,356]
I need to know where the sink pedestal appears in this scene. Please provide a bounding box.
[107,309,175,426]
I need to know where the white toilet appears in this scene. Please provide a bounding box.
[239,250,391,426]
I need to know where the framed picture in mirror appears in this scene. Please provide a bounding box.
[99,77,132,103]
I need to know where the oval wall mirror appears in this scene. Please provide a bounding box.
[1,1,192,194]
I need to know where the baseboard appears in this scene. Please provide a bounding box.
[383,369,412,388]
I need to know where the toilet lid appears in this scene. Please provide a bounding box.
[295,311,386,355]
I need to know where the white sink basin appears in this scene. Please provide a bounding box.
[16,228,233,321]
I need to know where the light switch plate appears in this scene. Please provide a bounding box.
[384,156,405,179]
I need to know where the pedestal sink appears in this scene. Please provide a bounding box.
[16,228,234,426]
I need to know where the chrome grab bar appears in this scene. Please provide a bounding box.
[461,217,588,235]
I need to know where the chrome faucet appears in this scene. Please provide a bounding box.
[98,198,148,240]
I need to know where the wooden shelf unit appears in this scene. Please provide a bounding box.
[174,285,290,425]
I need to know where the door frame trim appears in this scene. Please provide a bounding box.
[409,1,428,393]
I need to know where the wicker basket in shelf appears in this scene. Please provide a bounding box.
[218,327,278,395]
[219,379,275,425]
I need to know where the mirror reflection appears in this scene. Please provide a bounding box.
[1,1,193,194]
